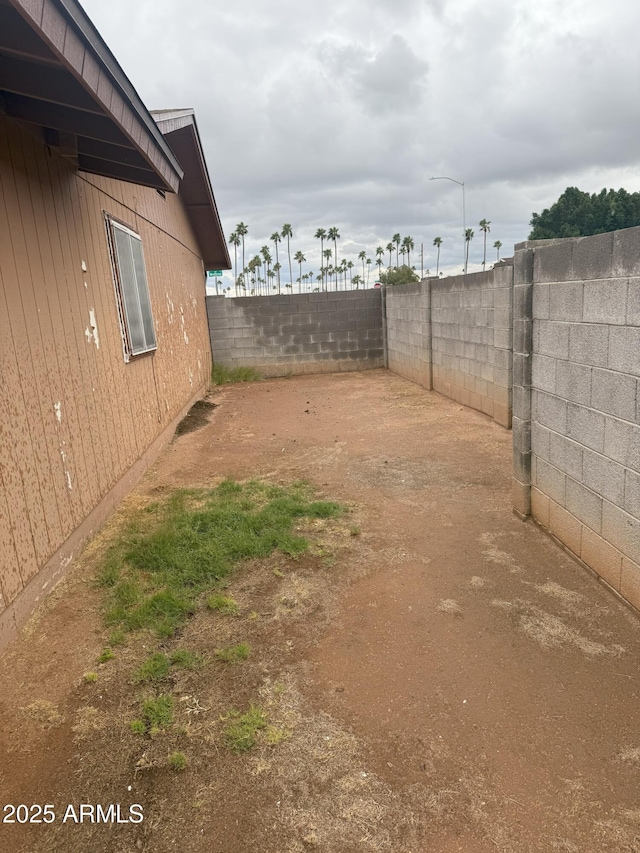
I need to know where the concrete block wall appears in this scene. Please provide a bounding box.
[384,279,432,389]
[430,264,514,427]
[207,290,384,377]
[513,229,640,612]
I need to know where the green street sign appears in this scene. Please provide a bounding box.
[207,270,223,277]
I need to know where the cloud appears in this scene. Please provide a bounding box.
[80,0,640,279]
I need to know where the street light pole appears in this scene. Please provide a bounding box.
[430,176,466,274]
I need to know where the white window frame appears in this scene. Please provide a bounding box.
[105,214,157,361]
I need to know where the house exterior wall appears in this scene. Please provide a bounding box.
[513,231,640,612]
[0,116,212,647]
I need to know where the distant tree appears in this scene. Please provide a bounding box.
[402,235,414,268]
[315,228,327,289]
[379,265,419,286]
[323,247,333,285]
[328,227,340,289]
[386,242,394,269]
[294,250,305,293]
[529,186,640,239]
[366,257,372,287]
[229,231,241,290]
[393,233,402,266]
[464,228,474,271]
[235,222,248,290]
[433,236,443,276]
[271,232,281,290]
[281,224,293,290]
[352,274,363,290]
[493,239,502,261]
[358,250,366,283]
[347,259,354,287]
[479,219,491,269]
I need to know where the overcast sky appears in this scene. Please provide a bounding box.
[82,0,640,287]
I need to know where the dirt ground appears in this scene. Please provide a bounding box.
[1,368,639,853]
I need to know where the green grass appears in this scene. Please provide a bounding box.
[168,751,188,771]
[211,364,262,386]
[215,642,251,663]
[206,594,239,615]
[97,648,115,663]
[222,704,267,752]
[134,649,204,683]
[139,695,174,735]
[98,480,342,638]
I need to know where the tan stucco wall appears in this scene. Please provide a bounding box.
[0,116,212,648]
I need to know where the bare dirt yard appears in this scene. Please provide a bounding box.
[1,369,639,853]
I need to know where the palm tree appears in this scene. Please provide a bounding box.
[464,228,474,272]
[327,227,340,290]
[433,236,443,277]
[235,222,248,288]
[281,224,293,290]
[229,231,241,289]
[366,257,372,287]
[400,246,406,266]
[352,274,362,290]
[273,261,282,293]
[294,250,305,293]
[376,252,383,278]
[315,228,327,290]
[358,250,366,283]
[271,232,281,290]
[323,247,333,281]
[261,245,272,272]
[494,239,503,261]
[402,236,414,269]
[386,242,394,269]
[479,219,491,269]
[393,233,402,266]
[347,260,354,288]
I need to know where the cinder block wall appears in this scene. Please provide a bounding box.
[513,229,640,611]
[431,264,513,427]
[207,290,384,377]
[385,279,432,389]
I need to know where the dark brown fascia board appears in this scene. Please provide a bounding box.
[7,0,184,191]
[152,110,231,270]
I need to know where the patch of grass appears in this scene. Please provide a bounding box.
[108,629,126,647]
[130,719,146,735]
[84,672,98,683]
[100,480,342,638]
[215,642,251,663]
[97,648,115,663]
[211,364,262,386]
[168,751,188,771]
[135,653,171,683]
[350,526,361,537]
[222,705,267,752]
[140,695,174,735]
[169,648,204,670]
[134,649,205,683]
[207,594,239,615]
[265,725,291,746]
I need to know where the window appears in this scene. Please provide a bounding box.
[105,216,157,359]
